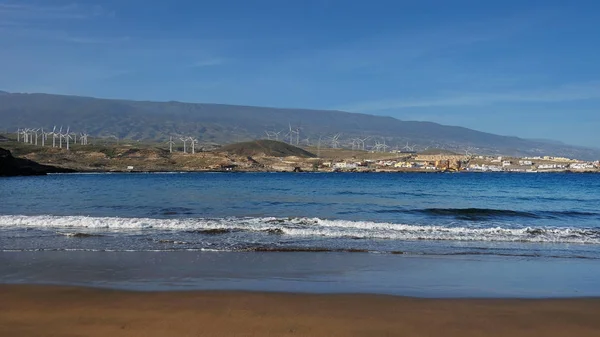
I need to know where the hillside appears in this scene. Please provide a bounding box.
[1,92,599,160]
[419,149,459,156]
[219,140,316,158]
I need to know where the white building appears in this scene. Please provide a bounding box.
[570,163,595,170]
[333,162,358,170]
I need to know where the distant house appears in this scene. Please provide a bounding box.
[333,162,357,170]
[570,163,595,170]
[518,160,533,166]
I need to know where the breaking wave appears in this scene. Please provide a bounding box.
[1,215,599,244]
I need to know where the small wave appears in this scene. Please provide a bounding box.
[60,232,104,238]
[336,191,374,196]
[420,208,541,219]
[157,239,189,244]
[149,207,195,216]
[243,246,369,253]
[186,228,238,235]
[2,215,600,244]
[413,208,599,220]
[544,211,600,218]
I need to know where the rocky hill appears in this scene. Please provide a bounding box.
[0,147,75,176]
[219,140,316,158]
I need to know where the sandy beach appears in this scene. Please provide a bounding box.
[1,285,599,337]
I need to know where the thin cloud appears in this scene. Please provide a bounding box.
[0,2,115,20]
[339,82,600,112]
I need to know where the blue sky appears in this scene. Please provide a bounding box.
[1,0,600,147]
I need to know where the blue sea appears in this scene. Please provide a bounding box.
[1,172,600,297]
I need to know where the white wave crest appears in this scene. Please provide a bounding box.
[0,215,598,244]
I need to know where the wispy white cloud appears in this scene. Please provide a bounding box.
[0,2,114,20]
[339,81,600,112]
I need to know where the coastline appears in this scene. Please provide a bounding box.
[2,285,600,337]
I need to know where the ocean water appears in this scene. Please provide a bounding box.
[1,172,600,296]
[1,172,600,258]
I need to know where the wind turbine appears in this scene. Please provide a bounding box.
[79,133,87,145]
[350,138,359,151]
[33,129,40,146]
[317,135,322,157]
[180,137,188,153]
[40,128,46,147]
[58,126,64,148]
[287,123,294,145]
[189,137,198,154]
[21,128,29,144]
[17,128,21,142]
[330,133,341,149]
[359,136,370,151]
[63,127,72,150]
[51,126,58,148]
[167,136,175,153]
[294,127,301,146]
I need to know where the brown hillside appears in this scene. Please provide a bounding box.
[219,140,316,158]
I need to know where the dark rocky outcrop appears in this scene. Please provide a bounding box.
[0,147,75,176]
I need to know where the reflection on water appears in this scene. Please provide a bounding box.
[1,251,600,298]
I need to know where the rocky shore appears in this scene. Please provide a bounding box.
[0,147,75,176]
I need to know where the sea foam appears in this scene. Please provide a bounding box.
[0,215,599,244]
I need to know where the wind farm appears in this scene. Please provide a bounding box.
[1,93,599,174]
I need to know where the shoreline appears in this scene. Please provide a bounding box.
[2,284,600,337]
[45,169,600,174]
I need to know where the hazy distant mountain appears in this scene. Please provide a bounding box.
[1,91,599,160]
[527,138,568,146]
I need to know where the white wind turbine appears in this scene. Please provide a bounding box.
[359,137,369,151]
[32,128,40,146]
[51,126,58,147]
[189,137,198,154]
[58,126,64,148]
[330,133,341,149]
[21,128,29,144]
[40,128,47,147]
[167,136,175,153]
[180,137,188,153]
[287,124,294,144]
[63,127,72,150]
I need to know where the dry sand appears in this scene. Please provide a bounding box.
[1,285,600,337]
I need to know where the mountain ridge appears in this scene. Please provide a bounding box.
[1,91,598,160]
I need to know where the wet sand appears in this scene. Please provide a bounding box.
[1,285,600,337]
